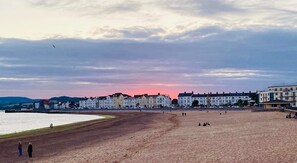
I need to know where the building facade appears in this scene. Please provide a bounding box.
[111,93,130,108]
[79,93,171,109]
[79,97,97,109]
[123,93,171,109]
[178,91,255,107]
[97,96,112,109]
[259,85,297,107]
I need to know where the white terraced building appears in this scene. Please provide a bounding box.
[156,95,172,107]
[97,96,113,109]
[259,85,297,107]
[79,97,97,109]
[79,93,171,109]
[178,91,255,107]
[123,97,137,108]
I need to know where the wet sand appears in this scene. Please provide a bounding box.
[1,111,297,163]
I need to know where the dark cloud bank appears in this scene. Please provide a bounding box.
[0,27,296,97]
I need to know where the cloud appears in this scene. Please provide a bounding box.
[161,0,243,16]
[0,27,297,97]
[28,0,142,15]
[0,77,42,81]
[0,0,295,41]
[91,27,165,40]
[202,69,272,78]
[80,66,119,70]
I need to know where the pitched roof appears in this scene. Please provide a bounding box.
[98,96,107,100]
[111,93,131,97]
[178,92,194,97]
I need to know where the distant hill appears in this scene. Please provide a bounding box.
[49,96,84,103]
[0,97,35,106]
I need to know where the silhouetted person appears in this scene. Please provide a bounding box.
[203,123,206,126]
[185,113,187,116]
[18,141,22,156]
[220,112,222,115]
[198,123,201,126]
[50,123,53,128]
[27,142,33,158]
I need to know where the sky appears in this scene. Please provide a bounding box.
[0,0,297,99]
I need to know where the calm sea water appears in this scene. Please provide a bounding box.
[0,111,103,135]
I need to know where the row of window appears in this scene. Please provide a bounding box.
[268,87,297,91]
[181,97,249,100]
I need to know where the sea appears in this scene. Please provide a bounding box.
[0,111,102,135]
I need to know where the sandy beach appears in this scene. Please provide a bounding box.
[1,111,297,163]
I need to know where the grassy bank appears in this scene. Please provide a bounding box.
[0,115,114,141]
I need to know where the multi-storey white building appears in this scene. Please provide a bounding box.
[156,94,171,107]
[123,97,136,108]
[178,91,255,107]
[178,92,194,107]
[79,97,97,109]
[259,85,297,107]
[97,96,112,109]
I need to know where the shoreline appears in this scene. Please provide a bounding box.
[0,114,114,140]
[0,111,167,163]
[2,111,296,162]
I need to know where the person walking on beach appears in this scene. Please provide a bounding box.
[27,142,33,158]
[18,141,22,156]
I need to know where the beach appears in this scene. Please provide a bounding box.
[1,111,297,163]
